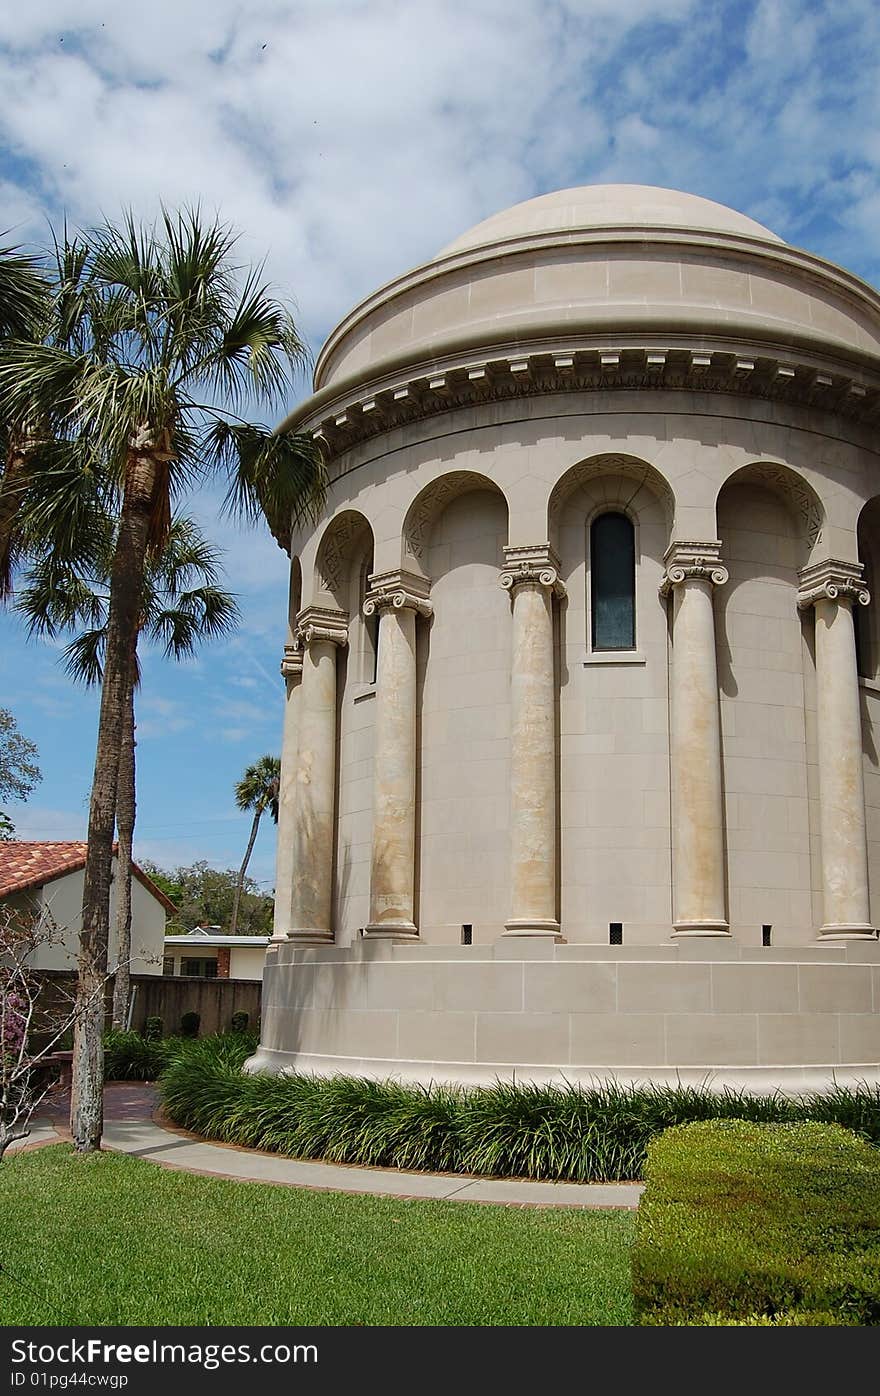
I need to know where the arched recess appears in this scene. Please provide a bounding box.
[311,510,377,947]
[286,557,302,647]
[314,509,374,609]
[713,462,821,945]
[714,461,824,568]
[416,473,510,942]
[551,456,675,943]
[856,495,880,930]
[548,454,675,545]
[856,496,880,683]
[402,471,510,579]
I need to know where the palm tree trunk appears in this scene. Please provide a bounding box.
[71,442,159,1153]
[111,661,136,1029]
[230,809,261,936]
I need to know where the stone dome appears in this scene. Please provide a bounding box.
[437,184,783,256]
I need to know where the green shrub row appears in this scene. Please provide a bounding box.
[103,1027,259,1081]
[632,1119,880,1325]
[158,1034,880,1182]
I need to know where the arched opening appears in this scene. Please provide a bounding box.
[312,510,377,946]
[590,511,636,651]
[856,497,880,682]
[714,463,820,944]
[402,470,508,579]
[286,557,302,646]
[415,475,510,942]
[550,455,675,942]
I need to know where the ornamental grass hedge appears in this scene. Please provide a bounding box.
[156,1033,880,1184]
[632,1119,880,1326]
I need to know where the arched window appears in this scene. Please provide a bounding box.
[590,511,636,651]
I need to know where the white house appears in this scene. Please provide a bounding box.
[163,928,269,981]
[0,841,171,974]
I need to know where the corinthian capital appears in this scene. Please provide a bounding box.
[295,606,349,649]
[797,559,870,610]
[363,569,433,618]
[660,541,728,596]
[499,543,566,597]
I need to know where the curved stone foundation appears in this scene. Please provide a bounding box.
[248,938,880,1093]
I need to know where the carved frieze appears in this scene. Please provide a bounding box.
[302,346,880,463]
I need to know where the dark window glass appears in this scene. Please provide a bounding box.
[591,512,635,650]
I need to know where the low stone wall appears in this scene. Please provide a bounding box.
[249,938,880,1091]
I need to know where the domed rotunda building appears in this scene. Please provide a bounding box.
[252,185,880,1089]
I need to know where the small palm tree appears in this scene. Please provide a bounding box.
[230,755,281,937]
[18,514,239,1024]
[0,209,325,1151]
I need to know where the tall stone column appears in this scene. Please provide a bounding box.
[500,544,564,938]
[798,560,874,939]
[661,542,730,937]
[271,643,303,940]
[363,571,432,939]
[287,607,348,944]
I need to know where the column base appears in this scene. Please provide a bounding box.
[672,920,731,938]
[502,918,563,939]
[362,921,419,941]
[818,923,876,941]
[286,929,334,945]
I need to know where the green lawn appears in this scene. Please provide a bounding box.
[0,1146,635,1326]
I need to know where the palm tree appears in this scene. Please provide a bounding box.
[0,210,325,1151]
[18,514,239,1027]
[230,755,281,937]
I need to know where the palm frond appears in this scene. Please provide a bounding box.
[0,242,49,340]
[62,627,105,687]
[150,585,239,659]
[207,419,326,541]
[234,755,281,820]
[205,267,309,410]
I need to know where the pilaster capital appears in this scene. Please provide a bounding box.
[294,605,349,649]
[797,558,870,610]
[660,541,728,596]
[499,543,566,597]
[363,569,433,619]
[280,643,303,680]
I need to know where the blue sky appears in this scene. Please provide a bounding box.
[1,0,879,889]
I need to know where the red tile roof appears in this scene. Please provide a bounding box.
[0,841,177,916]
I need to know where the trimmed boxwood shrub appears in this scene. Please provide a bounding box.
[632,1119,880,1326]
[157,1034,880,1184]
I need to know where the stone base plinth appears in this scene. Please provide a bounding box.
[248,938,880,1093]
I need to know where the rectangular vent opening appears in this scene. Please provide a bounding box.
[762,925,772,947]
[461,924,473,946]
[610,922,623,946]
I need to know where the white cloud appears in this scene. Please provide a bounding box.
[11,805,87,840]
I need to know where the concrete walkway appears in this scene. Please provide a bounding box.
[25,1083,644,1209]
